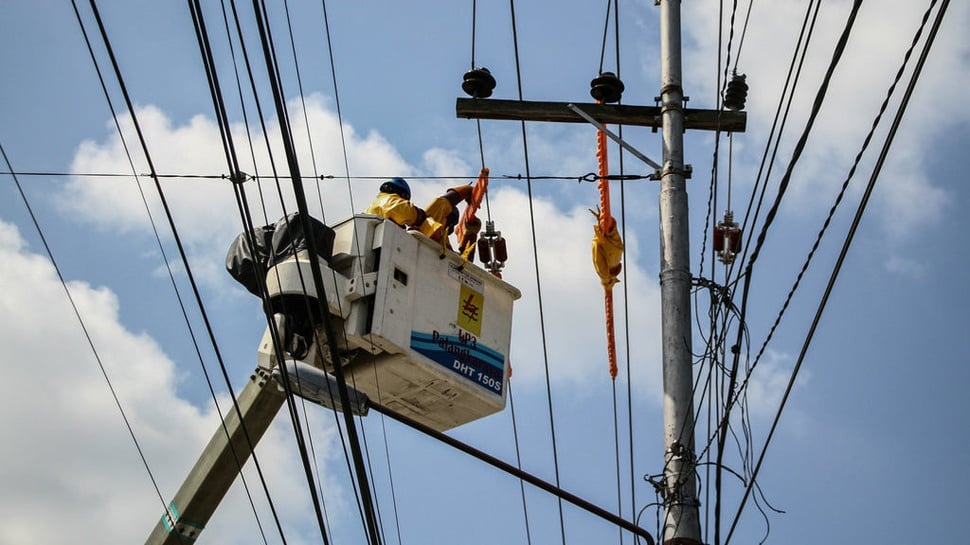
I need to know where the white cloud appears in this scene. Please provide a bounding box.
[739,348,809,420]
[0,218,342,545]
[884,254,926,278]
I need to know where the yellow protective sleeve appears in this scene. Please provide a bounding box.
[592,222,624,290]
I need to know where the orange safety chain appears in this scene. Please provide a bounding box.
[594,127,621,379]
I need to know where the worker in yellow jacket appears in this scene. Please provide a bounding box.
[419,185,474,246]
[364,177,427,228]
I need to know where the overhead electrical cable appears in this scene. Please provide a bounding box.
[725,7,950,545]
[312,0,408,538]
[695,3,758,531]
[84,1,307,541]
[369,401,657,545]
[203,0,378,541]
[219,5,365,522]
[697,0,740,280]
[704,11,824,507]
[729,0,821,286]
[186,1,340,542]
[738,0,942,401]
[318,0,358,217]
[218,5,378,533]
[224,0,368,540]
[278,0,398,538]
[466,2,530,541]
[698,0,729,536]
[718,0,741,104]
[0,170,654,184]
[279,0,327,221]
[715,3,864,544]
[508,0,567,542]
[213,8,338,535]
[706,0,815,480]
[0,171,227,179]
[507,383,534,545]
[223,0,296,226]
[204,2,379,543]
[246,0,384,542]
[730,0,754,72]
[725,6,950,541]
[72,1,274,539]
[217,0,274,225]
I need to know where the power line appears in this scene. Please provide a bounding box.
[716,2,864,543]
[215,3,364,539]
[186,0,337,542]
[507,0,568,542]
[246,0,384,542]
[739,0,943,403]
[730,0,821,285]
[71,0,279,540]
[369,400,657,545]
[82,1,297,541]
[724,1,949,541]
[464,3,531,542]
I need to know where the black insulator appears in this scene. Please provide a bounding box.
[493,237,508,263]
[462,67,497,98]
[590,71,625,103]
[723,72,748,111]
[477,238,491,264]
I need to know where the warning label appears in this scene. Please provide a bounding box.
[457,283,484,336]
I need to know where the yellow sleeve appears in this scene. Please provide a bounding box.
[592,223,624,289]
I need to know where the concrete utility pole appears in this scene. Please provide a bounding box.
[657,0,702,543]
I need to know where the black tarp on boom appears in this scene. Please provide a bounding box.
[225,212,335,297]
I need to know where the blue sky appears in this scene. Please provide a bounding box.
[1,1,968,544]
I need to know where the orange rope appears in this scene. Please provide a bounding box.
[596,129,614,232]
[605,290,617,379]
[595,126,619,380]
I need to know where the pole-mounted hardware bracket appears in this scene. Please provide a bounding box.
[566,103,663,177]
[660,161,692,181]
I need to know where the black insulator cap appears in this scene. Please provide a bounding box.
[723,73,748,111]
[462,67,497,98]
[590,72,625,103]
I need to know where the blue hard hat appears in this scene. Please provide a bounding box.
[381,177,411,200]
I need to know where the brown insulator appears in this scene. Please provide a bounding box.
[590,71,625,104]
[462,67,497,98]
